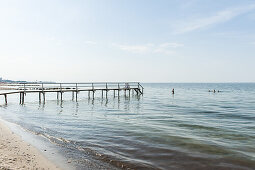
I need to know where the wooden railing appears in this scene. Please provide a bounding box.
[0,82,143,93]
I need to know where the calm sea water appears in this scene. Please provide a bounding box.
[0,83,255,169]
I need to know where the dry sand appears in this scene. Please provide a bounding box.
[0,120,61,170]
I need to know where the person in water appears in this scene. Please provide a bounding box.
[172,88,174,94]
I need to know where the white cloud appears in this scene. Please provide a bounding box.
[113,42,183,55]
[113,43,150,53]
[175,4,255,34]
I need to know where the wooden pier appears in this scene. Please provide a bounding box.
[0,82,144,104]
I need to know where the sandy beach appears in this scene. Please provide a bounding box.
[0,120,61,170]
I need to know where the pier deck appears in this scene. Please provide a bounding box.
[0,82,144,104]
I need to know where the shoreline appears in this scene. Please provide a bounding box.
[0,118,61,170]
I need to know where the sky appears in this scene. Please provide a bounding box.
[0,0,255,83]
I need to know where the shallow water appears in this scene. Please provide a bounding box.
[0,83,255,169]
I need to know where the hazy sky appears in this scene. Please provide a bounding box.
[0,0,255,82]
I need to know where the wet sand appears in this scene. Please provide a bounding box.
[0,119,61,170]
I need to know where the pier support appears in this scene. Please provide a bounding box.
[75,91,78,102]
[135,89,139,95]
[43,93,45,103]
[72,91,74,101]
[22,92,24,104]
[4,94,7,104]
[39,92,41,103]
[20,93,22,104]
[19,92,25,104]
[60,92,63,101]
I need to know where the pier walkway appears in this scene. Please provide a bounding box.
[0,82,144,104]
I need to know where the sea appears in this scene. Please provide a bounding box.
[0,83,254,170]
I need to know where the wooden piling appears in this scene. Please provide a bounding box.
[106,83,108,99]
[22,92,25,104]
[19,93,22,104]
[72,91,74,101]
[118,83,120,98]
[39,92,41,103]
[75,83,78,101]
[43,93,45,103]
[4,94,7,104]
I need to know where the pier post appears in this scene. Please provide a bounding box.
[57,92,59,100]
[102,90,103,98]
[75,83,78,102]
[4,94,7,104]
[88,91,90,99]
[92,83,95,99]
[72,91,74,101]
[22,92,25,104]
[60,83,63,102]
[118,83,120,98]
[39,92,41,103]
[113,90,115,98]
[24,84,26,95]
[106,83,108,99]
[20,93,22,104]
[43,93,45,103]
[129,89,130,97]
